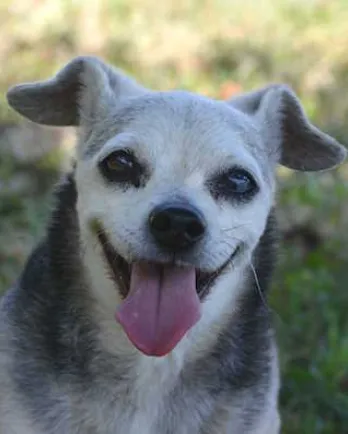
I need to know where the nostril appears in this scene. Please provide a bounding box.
[150,211,171,233]
[186,220,205,239]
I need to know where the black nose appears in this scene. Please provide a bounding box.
[149,204,206,251]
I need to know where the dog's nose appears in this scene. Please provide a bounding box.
[149,204,206,251]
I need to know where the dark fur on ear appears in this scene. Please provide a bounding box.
[7,56,147,127]
[230,85,347,172]
[7,58,84,126]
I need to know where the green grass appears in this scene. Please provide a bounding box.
[1,1,348,432]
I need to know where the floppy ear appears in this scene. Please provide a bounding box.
[229,85,347,171]
[6,56,147,127]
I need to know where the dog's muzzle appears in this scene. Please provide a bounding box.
[93,210,241,358]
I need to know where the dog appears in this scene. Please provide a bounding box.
[0,56,346,434]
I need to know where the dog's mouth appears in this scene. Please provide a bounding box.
[97,229,240,300]
[96,227,240,357]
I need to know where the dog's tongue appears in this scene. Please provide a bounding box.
[116,263,201,357]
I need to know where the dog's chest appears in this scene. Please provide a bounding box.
[74,353,205,434]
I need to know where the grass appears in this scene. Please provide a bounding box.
[1,1,348,432]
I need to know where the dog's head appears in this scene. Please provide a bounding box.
[8,56,346,357]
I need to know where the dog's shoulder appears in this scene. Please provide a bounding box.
[0,241,74,434]
[0,240,51,333]
[0,239,49,366]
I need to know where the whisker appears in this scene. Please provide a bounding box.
[249,262,270,312]
[221,223,248,234]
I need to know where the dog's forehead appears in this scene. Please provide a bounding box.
[83,91,271,177]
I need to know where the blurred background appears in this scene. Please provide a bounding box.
[1,1,348,432]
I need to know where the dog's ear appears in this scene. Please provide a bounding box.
[6,56,147,127]
[229,85,346,171]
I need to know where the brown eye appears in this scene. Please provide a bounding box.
[105,151,135,172]
[99,149,144,187]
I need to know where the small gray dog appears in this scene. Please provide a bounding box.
[0,56,346,434]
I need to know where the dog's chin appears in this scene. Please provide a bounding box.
[96,228,241,300]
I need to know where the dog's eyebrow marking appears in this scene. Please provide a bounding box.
[81,99,161,159]
[81,119,127,159]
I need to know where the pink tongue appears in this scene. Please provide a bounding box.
[115,263,201,357]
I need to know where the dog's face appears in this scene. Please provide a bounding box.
[7,56,346,357]
[76,92,273,277]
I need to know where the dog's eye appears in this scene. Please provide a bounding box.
[211,167,258,201]
[105,151,134,172]
[225,169,256,195]
[99,150,143,187]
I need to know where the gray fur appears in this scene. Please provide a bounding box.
[1,56,346,434]
[229,85,346,171]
